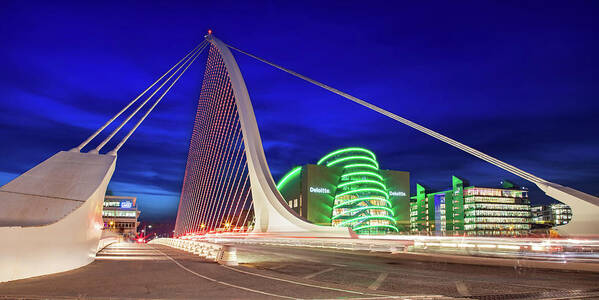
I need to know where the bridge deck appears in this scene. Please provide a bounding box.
[0,242,597,299]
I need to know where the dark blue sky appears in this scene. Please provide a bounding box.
[1,1,597,221]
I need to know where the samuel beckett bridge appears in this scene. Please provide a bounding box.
[1,33,598,298]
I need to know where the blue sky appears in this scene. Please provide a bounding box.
[1,1,597,221]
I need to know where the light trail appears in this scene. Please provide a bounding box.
[178,232,599,267]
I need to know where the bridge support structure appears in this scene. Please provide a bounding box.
[1,40,206,282]
[174,35,354,238]
[0,151,116,282]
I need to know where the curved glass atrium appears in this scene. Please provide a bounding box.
[317,147,398,234]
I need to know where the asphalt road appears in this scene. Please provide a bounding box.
[0,242,598,299]
[232,243,599,299]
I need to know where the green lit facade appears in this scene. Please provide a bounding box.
[410,176,532,236]
[277,147,410,234]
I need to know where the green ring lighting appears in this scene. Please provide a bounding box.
[317,147,376,165]
[271,147,401,234]
[276,166,302,190]
[353,224,399,232]
[333,196,391,208]
[337,215,396,226]
[332,206,394,219]
[327,155,379,168]
[317,147,398,234]
[338,179,387,190]
[335,188,389,199]
[343,163,379,171]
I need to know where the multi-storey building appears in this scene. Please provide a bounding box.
[102,195,140,237]
[277,147,410,234]
[410,177,532,236]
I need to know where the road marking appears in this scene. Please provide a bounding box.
[222,265,390,297]
[332,263,348,267]
[368,272,388,290]
[149,245,296,299]
[303,267,335,279]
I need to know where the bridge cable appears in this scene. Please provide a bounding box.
[183,60,220,234]
[197,62,235,231]
[223,42,548,185]
[208,120,245,231]
[107,42,208,155]
[189,49,234,233]
[93,41,208,154]
[72,42,206,152]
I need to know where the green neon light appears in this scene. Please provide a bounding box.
[333,196,391,208]
[353,224,399,232]
[341,171,384,181]
[343,163,379,171]
[315,147,399,235]
[338,179,386,190]
[327,155,379,168]
[337,215,396,226]
[332,206,394,219]
[317,147,376,165]
[276,166,302,190]
[336,188,388,199]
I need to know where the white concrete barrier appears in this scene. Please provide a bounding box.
[149,238,238,266]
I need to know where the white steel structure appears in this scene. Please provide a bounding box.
[0,41,207,282]
[205,35,354,237]
[0,152,116,282]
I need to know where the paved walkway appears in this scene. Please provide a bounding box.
[0,242,460,299]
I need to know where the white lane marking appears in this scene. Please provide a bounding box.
[149,245,296,299]
[332,263,348,267]
[95,256,167,261]
[368,272,388,290]
[303,267,336,279]
[222,265,390,297]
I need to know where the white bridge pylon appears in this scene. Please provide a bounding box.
[205,36,355,237]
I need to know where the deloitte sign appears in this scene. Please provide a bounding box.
[309,187,330,194]
[389,191,406,197]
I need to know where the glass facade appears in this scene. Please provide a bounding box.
[277,147,410,234]
[410,177,532,236]
[103,196,140,236]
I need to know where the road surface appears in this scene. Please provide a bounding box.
[0,242,598,299]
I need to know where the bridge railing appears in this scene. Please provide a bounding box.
[207,236,409,253]
[149,238,238,266]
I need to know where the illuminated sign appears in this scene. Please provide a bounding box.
[120,200,133,209]
[389,191,406,197]
[309,187,330,194]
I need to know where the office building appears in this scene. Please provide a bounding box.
[410,177,531,236]
[103,195,140,237]
[277,147,410,234]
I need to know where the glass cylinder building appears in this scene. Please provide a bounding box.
[276,147,410,235]
[317,148,397,234]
